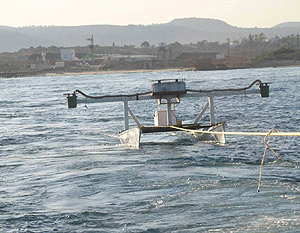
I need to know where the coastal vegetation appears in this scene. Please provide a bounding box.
[264,47,300,60]
[1,18,300,75]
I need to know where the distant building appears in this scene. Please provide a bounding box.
[216,54,225,60]
[108,54,156,63]
[60,48,77,61]
[28,53,60,64]
[55,61,65,68]
[176,52,219,61]
[230,41,240,48]
[157,43,172,61]
[30,64,37,70]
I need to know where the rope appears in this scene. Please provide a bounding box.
[170,126,300,137]
[75,89,151,99]
[186,79,262,93]
[257,129,282,192]
[170,125,300,191]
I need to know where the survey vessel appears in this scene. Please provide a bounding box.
[65,79,269,148]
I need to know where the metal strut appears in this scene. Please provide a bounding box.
[123,100,129,130]
[208,96,215,124]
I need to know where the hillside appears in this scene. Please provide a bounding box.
[0,18,300,52]
[167,17,236,31]
[273,22,300,28]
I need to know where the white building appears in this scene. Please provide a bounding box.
[60,48,77,61]
[216,53,226,60]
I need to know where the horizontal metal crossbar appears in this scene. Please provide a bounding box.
[77,89,260,104]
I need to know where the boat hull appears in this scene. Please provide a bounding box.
[119,122,225,148]
[119,128,141,149]
[192,122,226,144]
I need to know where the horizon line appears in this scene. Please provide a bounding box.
[1,17,297,29]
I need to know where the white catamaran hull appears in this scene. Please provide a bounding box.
[119,122,225,148]
[192,123,226,144]
[119,128,142,149]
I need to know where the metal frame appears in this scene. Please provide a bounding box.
[67,80,267,148]
[76,89,260,130]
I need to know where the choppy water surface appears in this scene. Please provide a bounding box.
[1,67,300,232]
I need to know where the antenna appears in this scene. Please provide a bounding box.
[87,35,94,63]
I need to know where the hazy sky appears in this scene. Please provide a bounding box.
[2,0,300,28]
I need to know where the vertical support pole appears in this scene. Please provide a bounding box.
[166,97,173,125]
[123,100,129,131]
[208,96,215,124]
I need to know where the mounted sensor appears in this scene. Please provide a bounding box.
[151,79,186,96]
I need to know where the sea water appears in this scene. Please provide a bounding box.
[1,67,300,232]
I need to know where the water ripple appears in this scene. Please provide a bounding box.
[1,67,300,232]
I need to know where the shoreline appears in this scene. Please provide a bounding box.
[45,62,300,77]
[1,62,300,79]
[44,68,193,77]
